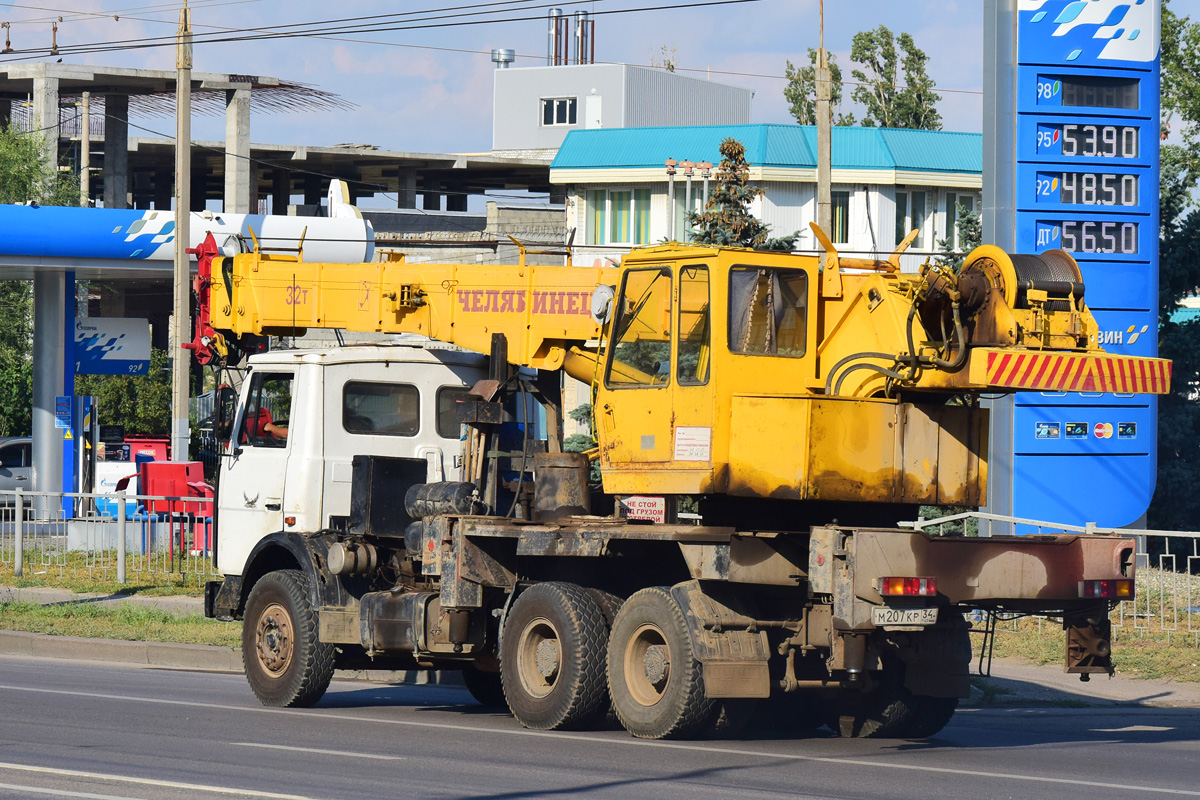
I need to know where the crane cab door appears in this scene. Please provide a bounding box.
[598,263,715,494]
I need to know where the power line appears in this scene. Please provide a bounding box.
[0,0,761,61]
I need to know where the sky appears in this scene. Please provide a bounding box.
[3,0,1197,154]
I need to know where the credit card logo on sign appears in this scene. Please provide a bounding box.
[1035,422,1060,439]
[1118,422,1137,439]
[1065,422,1088,439]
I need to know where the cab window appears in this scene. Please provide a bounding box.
[677,265,710,385]
[343,382,419,437]
[607,267,672,387]
[436,386,472,439]
[239,373,294,447]
[728,267,808,357]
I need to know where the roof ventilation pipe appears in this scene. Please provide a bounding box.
[547,8,569,66]
[573,11,593,65]
[491,48,515,69]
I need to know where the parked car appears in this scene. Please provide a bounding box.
[0,436,31,500]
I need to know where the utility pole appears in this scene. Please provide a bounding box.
[815,0,832,237]
[79,91,89,206]
[171,3,192,461]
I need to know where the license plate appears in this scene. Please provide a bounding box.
[871,606,938,627]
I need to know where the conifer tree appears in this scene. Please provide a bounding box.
[688,138,798,251]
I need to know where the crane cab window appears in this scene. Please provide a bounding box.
[606,267,672,388]
[240,373,294,447]
[677,266,711,385]
[343,382,419,437]
[728,267,808,357]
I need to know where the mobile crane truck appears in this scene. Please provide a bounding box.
[191,224,1169,740]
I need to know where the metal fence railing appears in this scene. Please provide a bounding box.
[908,512,1200,646]
[0,490,216,587]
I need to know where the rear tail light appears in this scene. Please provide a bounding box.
[879,577,938,597]
[1079,579,1134,599]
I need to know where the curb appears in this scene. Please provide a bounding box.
[0,630,465,686]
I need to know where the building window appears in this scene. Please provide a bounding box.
[586,189,653,245]
[895,189,926,248]
[610,191,631,243]
[831,190,850,244]
[586,190,606,245]
[542,97,577,126]
[634,188,652,244]
[945,192,975,250]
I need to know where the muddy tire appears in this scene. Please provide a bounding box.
[607,587,715,740]
[703,699,759,739]
[462,665,506,708]
[825,659,916,738]
[753,693,827,735]
[242,569,334,708]
[500,582,609,730]
[906,696,959,738]
[583,589,624,727]
[585,588,624,629]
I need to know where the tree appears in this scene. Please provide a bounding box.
[1147,0,1200,530]
[935,203,982,271]
[849,26,942,130]
[688,138,798,251]
[0,125,80,437]
[784,49,855,126]
[649,44,677,73]
[76,348,173,436]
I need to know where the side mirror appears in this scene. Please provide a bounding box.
[214,384,237,444]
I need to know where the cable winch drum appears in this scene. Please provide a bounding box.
[962,247,1085,311]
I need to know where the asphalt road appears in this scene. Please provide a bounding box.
[0,655,1198,800]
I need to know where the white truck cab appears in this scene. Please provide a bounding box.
[217,342,488,577]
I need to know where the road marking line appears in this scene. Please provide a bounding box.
[2,682,1199,797]
[0,760,314,799]
[0,780,140,800]
[232,742,407,760]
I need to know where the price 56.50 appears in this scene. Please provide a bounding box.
[1060,220,1138,254]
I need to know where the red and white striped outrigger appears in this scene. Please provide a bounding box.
[971,349,1171,394]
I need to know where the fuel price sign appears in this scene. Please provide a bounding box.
[1010,0,1160,530]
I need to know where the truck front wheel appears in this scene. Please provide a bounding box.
[500,582,609,730]
[607,587,715,740]
[242,569,335,708]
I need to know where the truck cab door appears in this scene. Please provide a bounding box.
[217,370,293,576]
[597,263,717,496]
[597,265,674,466]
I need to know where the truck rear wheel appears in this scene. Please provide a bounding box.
[242,569,335,708]
[906,696,959,738]
[607,587,715,740]
[500,582,609,730]
[462,665,506,708]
